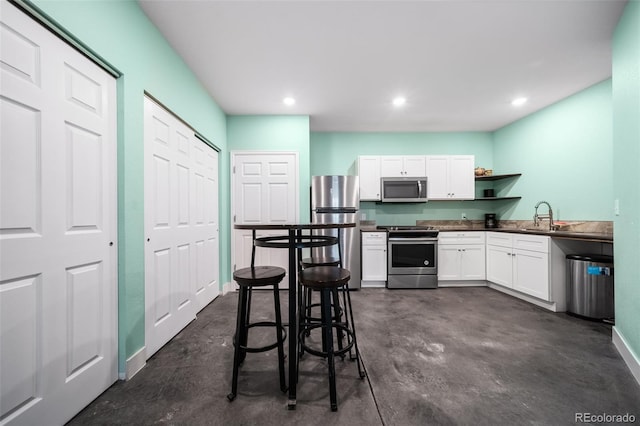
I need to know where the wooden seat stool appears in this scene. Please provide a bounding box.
[227,266,287,402]
[298,265,365,411]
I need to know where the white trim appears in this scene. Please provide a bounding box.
[124,347,147,380]
[361,281,387,288]
[9,0,121,77]
[222,281,236,295]
[438,281,488,288]
[612,327,640,386]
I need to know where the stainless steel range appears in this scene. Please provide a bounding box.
[377,226,439,289]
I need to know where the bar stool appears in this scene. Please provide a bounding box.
[227,230,289,402]
[298,265,365,411]
[299,256,342,342]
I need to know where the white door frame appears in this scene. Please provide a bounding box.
[230,151,299,289]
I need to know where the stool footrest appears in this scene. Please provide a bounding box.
[298,323,355,359]
[233,321,287,353]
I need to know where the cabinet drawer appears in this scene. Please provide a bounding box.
[439,231,485,245]
[362,231,387,245]
[513,234,549,253]
[486,232,513,248]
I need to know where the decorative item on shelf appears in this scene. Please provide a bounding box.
[483,189,495,198]
[474,167,486,176]
[484,169,493,176]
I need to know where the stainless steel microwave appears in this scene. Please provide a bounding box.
[381,177,428,202]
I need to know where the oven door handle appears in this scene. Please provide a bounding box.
[388,237,438,242]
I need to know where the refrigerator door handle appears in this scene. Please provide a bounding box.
[315,207,358,214]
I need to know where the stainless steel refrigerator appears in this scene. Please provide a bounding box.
[310,175,361,289]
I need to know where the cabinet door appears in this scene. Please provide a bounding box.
[403,156,427,177]
[513,249,549,300]
[486,245,513,287]
[460,245,486,280]
[358,156,381,201]
[449,155,475,199]
[437,245,461,280]
[380,156,404,177]
[362,245,387,281]
[426,155,450,199]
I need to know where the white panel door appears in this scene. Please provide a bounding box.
[144,97,219,358]
[231,152,298,288]
[0,3,117,425]
[191,141,219,311]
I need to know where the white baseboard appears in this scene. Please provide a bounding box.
[123,346,146,380]
[361,280,386,288]
[222,281,236,295]
[612,327,640,386]
[438,281,488,288]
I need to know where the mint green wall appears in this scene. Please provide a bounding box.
[613,0,640,370]
[493,80,613,221]
[227,116,311,218]
[32,0,228,373]
[310,132,494,223]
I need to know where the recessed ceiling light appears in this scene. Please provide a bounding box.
[392,96,406,107]
[511,97,528,106]
[283,97,295,106]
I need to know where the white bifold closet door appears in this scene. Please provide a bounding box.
[0,3,118,425]
[144,96,219,359]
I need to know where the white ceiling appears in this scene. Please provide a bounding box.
[138,0,627,133]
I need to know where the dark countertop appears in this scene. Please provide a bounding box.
[361,225,612,243]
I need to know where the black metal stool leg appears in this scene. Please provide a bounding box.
[331,288,345,356]
[273,284,287,392]
[345,282,365,378]
[228,286,249,401]
[321,288,338,412]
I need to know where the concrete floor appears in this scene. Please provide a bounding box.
[68,287,640,425]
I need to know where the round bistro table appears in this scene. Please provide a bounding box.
[233,223,355,409]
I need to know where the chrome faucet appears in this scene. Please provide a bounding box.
[534,201,558,231]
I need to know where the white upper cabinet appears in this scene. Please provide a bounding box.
[358,154,473,201]
[358,155,381,201]
[380,155,426,177]
[426,155,475,200]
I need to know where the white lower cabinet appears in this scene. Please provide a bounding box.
[486,232,551,302]
[486,244,513,287]
[361,231,387,287]
[438,232,486,282]
[512,247,549,300]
